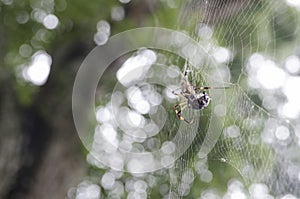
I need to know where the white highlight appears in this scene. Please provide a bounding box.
[117,49,157,87]
[76,181,101,199]
[281,77,300,118]
[22,51,52,86]
[127,111,143,127]
[275,125,290,141]
[101,172,115,189]
[119,0,131,3]
[101,124,117,143]
[94,20,110,46]
[197,24,213,40]
[231,191,246,199]
[286,0,300,9]
[43,14,59,29]
[213,47,231,63]
[285,55,300,74]
[256,60,286,89]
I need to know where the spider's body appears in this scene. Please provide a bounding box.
[172,61,215,124]
[186,91,210,110]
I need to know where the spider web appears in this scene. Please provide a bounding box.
[74,0,300,198]
[168,0,300,198]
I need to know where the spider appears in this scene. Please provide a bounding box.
[172,61,225,124]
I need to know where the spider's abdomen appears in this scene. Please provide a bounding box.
[187,94,210,110]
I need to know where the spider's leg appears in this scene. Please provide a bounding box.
[194,86,231,91]
[172,90,186,102]
[194,86,210,91]
[181,61,195,95]
[173,102,194,125]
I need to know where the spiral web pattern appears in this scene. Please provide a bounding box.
[71,0,300,198]
[169,0,300,198]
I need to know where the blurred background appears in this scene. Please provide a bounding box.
[1,0,300,198]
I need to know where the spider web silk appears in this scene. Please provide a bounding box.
[79,1,300,198]
[168,0,300,198]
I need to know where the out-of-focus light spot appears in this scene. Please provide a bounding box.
[94,20,110,46]
[249,53,264,70]
[275,125,290,141]
[148,92,162,106]
[165,86,179,101]
[177,182,190,196]
[32,9,47,23]
[159,184,169,196]
[197,24,213,40]
[94,31,109,46]
[281,194,298,199]
[16,11,29,24]
[282,76,300,105]
[249,183,269,198]
[127,111,143,127]
[117,49,157,87]
[111,91,124,107]
[281,76,300,118]
[161,141,175,154]
[128,191,147,199]
[134,180,147,192]
[110,181,124,197]
[224,125,240,138]
[127,86,143,103]
[126,86,151,114]
[111,6,125,21]
[43,14,59,29]
[213,47,230,63]
[96,106,112,123]
[231,191,246,199]
[101,124,117,143]
[127,154,154,173]
[22,51,52,86]
[36,28,53,43]
[228,179,244,192]
[144,122,159,137]
[285,55,300,74]
[109,153,124,171]
[280,102,300,119]
[76,181,101,199]
[97,20,110,34]
[286,0,300,9]
[200,190,220,199]
[256,60,286,89]
[182,169,195,184]
[195,159,208,174]
[119,140,132,152]
[135,100,150,114]
[101,172,115,190]
[262,95,279,110]
[119,0,131,3]
[199,170,213,183]
[19,44,32,57]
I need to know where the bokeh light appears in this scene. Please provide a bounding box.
[22,50,52,86]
